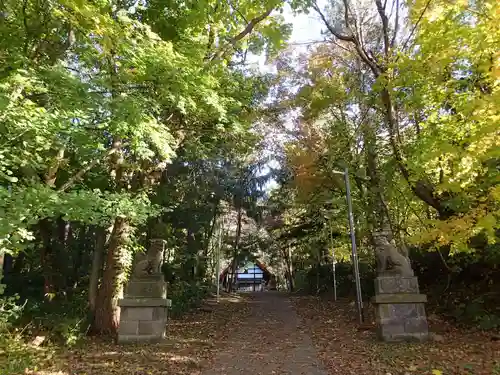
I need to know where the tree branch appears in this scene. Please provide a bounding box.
[398,0,432,56]
[391,0,400,48]
[312,1,354,42]
[375,0,390,57]
[379,88,450,216]
[227,0,248,23]
[22,0,30,55]
[313,0,381,76]
[210,7,275,61]
[57,146,120,192]
[45,148,65,187]
[230,7,274,44]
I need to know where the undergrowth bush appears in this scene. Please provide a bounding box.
[294,249,500,331]
[168,281,210,318]
[0,294,44,374]
[0,294,25,332]
[0,334,36,374]
[294,261,375,299]
[17,289,89,346]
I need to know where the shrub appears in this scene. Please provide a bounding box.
[21,289,89,346]
[295,261,376,299]
[0,294,25,333]
[168,281,210,317]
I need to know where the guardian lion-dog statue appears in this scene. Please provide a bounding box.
[373,232,414,277]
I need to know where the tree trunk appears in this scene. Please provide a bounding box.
[2,253,12,276]
[0,251,4,292]
[69,223,82,292]
[229,256,238,292]
[12,252,25,274]
[379,88,454,219]
[56,217,71,293]
[316,252,321,295]
[39,218,55,299]
[316,3,454,220]
[186,228,197,280]
[203,201,220,256]
[89,226,107,315]
[229,206,243,293]
[282,246,294,292]
[363,119,386,234]
[93,217,131,335]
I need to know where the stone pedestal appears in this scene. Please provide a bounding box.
[117,239,169,344]
[371,276,429,342]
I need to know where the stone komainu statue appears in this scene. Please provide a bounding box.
[373,232,414,277]
[132,242,164,277]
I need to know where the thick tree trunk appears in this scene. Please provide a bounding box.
[93,217,131,335]
[195,232,206,279]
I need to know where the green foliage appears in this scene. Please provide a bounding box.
[0,185,160,254]
[262,0,500,331]
[0,0,294,358]
[20,290,89,346]
[0,294,25,333]
[168,282,211,318]
[0,335,42,375]
[0,295,44,374]
[294,262,375,299]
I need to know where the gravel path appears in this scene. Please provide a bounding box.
[203,292,328,375]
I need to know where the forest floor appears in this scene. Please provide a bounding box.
[9,292,500,375]
[292,295,500,375]
[17,293,250,375]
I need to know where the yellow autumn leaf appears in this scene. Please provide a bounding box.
[431,370,443,375]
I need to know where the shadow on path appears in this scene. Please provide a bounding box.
[203,292,327,375]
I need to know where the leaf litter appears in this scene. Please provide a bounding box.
[291,296,500,375]
[19,293,500,375]
[25,293,251,375]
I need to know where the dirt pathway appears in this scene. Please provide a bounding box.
[203,292,327,375]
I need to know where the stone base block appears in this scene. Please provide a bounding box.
[372,276,429,342]
[117,298,168,344]
[118,318,166,335]
[375,307,429,342]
